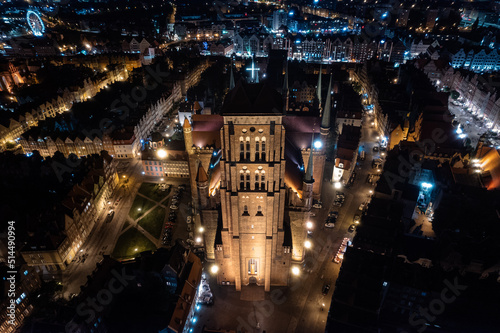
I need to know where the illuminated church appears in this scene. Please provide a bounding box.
[183,63,331,291]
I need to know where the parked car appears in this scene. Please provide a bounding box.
[312,201,322,209]
[322,284,331,295]
[186,216,192,224]
[373,146,379,152]
[170,205,178,210]
[353,214,361,224]
[358,201,368,211]
[309,212,316,217]
[325,222,335,228]
[348,224,356,233]
[329,211,339,218]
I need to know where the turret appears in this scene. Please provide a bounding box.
[303,135,315,210]
[196,162,209,209]
[229,63,235,90]
[183,117,193,155]
[321,72,333,136]
[282,60,289,113]
[316,64,322,111]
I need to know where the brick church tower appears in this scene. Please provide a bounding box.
[213,81,296,292]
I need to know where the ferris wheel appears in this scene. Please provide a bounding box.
[26,10,45,37]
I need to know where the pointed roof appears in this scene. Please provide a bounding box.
[316,64,322,105]
[196,163,208,183]
[304,135,315,183]
[282,60,288,93]
[183,117,191,129]
[229,64,235,90]
[321,73,333,129]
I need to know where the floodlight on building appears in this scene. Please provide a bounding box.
[157,148,167,159]
[314,140,323,149]
[210,265,219,274]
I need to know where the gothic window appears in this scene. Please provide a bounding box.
[243,205,249,216]
[261,137,266,160]
[256,206,263,216]
[246,170,250,190]
[248,259,258,274]
[261,171,265,190]
[246,137,250,160]
[255,137,260,160]
[240,171,245,190]
[240,137,244,160]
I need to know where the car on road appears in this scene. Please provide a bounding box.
[358,201,368,211]
[312,201,322,209]
[348,224,356,233]
[322,284,331,295]
[328,211,339,218]
[325,222,335,228]
[353,214,361,224]
[106,210,115,223]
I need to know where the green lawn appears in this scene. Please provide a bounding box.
[111,228,157,260]
[129,196,156,220]
[138,183,171,203]
[138,206,166,239]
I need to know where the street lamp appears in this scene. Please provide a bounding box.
[313,140,323,149]
[304,240,312,249]
[292,266,300,276]
[334,182,342,189]
[306,221,313,229]
[199,227,205,233]
[195,237,202,243]
[210,265,219,274]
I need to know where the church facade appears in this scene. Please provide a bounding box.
[183,65,332,291]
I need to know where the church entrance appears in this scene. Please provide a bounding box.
[249,276,258,285]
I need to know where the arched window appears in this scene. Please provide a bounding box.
[246,137,250,160]
[261,137,266,160]
[240,170,245,190]
[240,137,244,160]
[255,137,260,160]
[261,172,265,190]
[245,170,250,189]
[256,205,263,216]
[243,205,249,216]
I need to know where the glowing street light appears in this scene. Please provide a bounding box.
[306,221,313,229]
[292,266,300,276]
[304,240,312,249]
[313,140,323,149]
[157,148,167,159]
[199,227,205,233]
[334,182,342,189]
[210,265,219,274]
[195,237,202,243]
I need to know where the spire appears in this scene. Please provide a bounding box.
[229,63,235,90]
[321,72,332,130]
[183,117,191,130]
[304,135,315,183]
[282,60,289,113]
[316,64,322,105]
[282,60,288,93]
[196,162,208,183]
